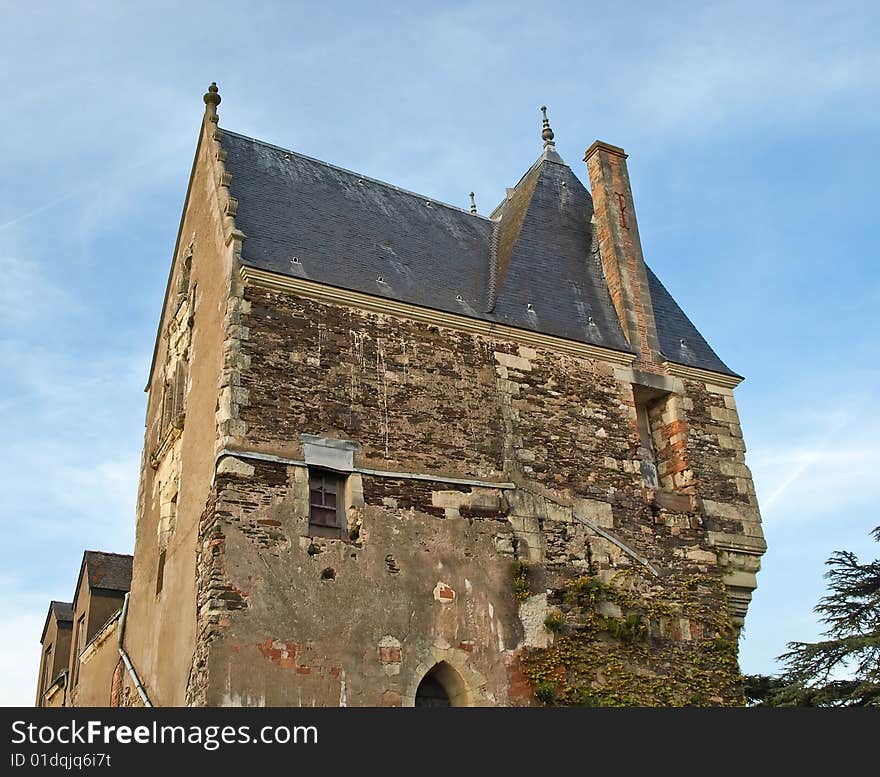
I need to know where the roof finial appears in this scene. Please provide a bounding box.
[203,82,221,121]
[541,105,555,147]
[469,192,477,215]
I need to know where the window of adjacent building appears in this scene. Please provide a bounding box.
[72,615,85,688]
[308,469,346,537]
[41,645,53,702]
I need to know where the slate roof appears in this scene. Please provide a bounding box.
[647,268,737,376]
[221,129,735,375]
[82,551,133,593]
[487,150,631,352]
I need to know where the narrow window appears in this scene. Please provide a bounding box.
[308,469,346,537]
[41,645,53,703]
[172,361,187,425]
[72,615,85,688]
[160,381,173,435]
[177,250,192,298]
[156,549,166,595]
[634,397,659,488]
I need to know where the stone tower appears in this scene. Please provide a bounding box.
[37,87,765,707]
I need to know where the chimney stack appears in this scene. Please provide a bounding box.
[584,141,661,369]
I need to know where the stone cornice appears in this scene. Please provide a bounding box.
[662,361,744,389]
[214,448,516,490]
[584,140,628,161]
[239,265,638,365]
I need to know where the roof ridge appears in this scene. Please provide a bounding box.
[83,550,133,559]
[486,223,501,312]
[489,162,544,302]
[488,150,574,219]
[221,128,493,223]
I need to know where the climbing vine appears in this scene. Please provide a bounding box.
[520,571,744,707]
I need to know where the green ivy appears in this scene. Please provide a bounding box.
[544,609,565,633]
[520,573,744,707]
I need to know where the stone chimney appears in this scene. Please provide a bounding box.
[584,141,661,369]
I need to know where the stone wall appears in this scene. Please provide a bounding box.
[189,461,517,706]
[186,280,764,706]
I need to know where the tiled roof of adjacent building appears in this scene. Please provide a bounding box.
[82,551,133,593]
[51,601,74,623]
[220,129,736,376]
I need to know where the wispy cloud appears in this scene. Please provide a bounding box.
[752,394,876,515]
[0,189,85,233]
[758,445,875,514]
[0,251,84,329]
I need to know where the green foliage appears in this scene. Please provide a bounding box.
[511,560,531,602]
[521,574,743,707]
[564,575,612,606]
[606,612,646,644]
[544,609,565,633]
[745,525,880,707]
[533,680,558,704]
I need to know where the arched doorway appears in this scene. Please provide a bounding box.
[415,673,450,707]
[413,661,469,707]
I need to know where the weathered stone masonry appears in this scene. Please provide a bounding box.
[186,277,762,706]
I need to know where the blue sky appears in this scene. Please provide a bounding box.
[1,1,878,705]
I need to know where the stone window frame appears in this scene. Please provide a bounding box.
[633,392,660,488]
[631,377,679,489]
[630,372,695,497]
[151,243,196,466]
[299,434,362,541]
[307,467,348,539]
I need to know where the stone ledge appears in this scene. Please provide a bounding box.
[707,531,767,554]
[646,488,698,513]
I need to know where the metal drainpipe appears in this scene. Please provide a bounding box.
[117,592,152,707]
